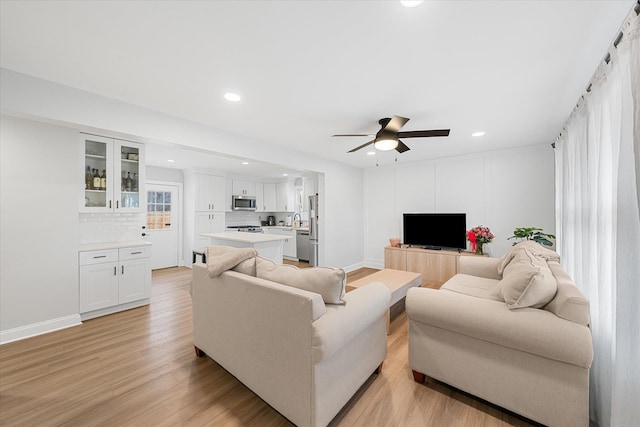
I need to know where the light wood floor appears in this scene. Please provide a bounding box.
[0,267,537,427]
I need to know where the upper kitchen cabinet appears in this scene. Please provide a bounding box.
[194,174,226,212]
[80,134,145,213]
[232,180,256,197]
[276,181,295,212]
[263,183,277,212]
[255,183,264,212]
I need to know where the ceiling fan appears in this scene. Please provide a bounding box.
[333,115,450,153]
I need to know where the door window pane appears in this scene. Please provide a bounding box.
[146,190,173,230]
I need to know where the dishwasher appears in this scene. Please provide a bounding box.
[296,229,310,262]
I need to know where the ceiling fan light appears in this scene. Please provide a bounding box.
[374,138,399,151]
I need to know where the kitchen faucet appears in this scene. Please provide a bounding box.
[293,213,301,226]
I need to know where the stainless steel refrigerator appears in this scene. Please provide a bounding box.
[309,194,319,266]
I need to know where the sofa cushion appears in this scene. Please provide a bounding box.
[256,257,346,304]
[495,249,557,309]
[441,274,502,301]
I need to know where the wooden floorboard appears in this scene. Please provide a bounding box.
[0,266,537,426]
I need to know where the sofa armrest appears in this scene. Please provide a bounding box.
[458,256,502,279]
[311,282,390,363]
[406,287,593,368]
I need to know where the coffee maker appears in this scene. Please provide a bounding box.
[267,215,275,226]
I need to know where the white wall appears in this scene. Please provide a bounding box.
[0,116,81,342]
[364,144,555,267]
[146,165,184,183]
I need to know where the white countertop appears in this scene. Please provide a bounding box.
[79,241,152,252]
[203,232,287,243]
[263,226,310,231]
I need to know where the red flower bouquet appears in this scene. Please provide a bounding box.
[467,225,494,255]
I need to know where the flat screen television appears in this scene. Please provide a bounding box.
[403,213,467,250]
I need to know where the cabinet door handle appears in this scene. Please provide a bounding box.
[109,200,112,209]
[93,255,106,259]
[121,265,124,274]
[116,200,119,209]
[114,266,117,276]
[131,251,142,255]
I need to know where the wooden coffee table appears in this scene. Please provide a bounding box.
[347,269,422,334]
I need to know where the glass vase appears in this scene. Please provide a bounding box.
[475,243,484,255]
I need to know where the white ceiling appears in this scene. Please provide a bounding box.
[0,0,634,171]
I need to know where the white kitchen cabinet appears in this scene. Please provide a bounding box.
[79,245,151,320]
[194,174,226,212]
[263,183,277,212]
[267,228,297,259]
[232,180,256,197]
[194,212,225,249]
[283,229,297,259]
[255,183,264,212]
[276,181,295,212]
[80,134,145,213]
[184,171,228,266]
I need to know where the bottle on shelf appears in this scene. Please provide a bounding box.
[85,166,92,189]
[132,173,138,191]
[121,171,126,191]
[126,172,132,191]
[92,169,101,190]
[100,170,106,190]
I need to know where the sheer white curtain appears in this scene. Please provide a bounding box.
[555,11,640,427]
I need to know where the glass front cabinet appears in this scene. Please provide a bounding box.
[80,134,145,213]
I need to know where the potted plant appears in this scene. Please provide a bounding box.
[508,227,556,246]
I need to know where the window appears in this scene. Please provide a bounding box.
[146,191,172,230]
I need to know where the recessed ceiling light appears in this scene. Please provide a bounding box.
[367,151,376,156]
[242,161,249,165]
[400,0,424,7]
[282,173,288,177]
[224,92,241,102]
[472,131,486,137]
[167,159,176,163]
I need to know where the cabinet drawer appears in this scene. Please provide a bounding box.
[79,249,118,266]
[118,246,151,261]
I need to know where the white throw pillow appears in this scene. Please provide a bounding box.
[495,248,558,309]
[256,257,346,305]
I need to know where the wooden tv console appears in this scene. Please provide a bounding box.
[384,246,484,289]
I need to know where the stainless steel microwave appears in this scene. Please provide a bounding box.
[232,195,256,211]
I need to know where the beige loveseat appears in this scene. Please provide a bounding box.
[406,242,593,427]
[191,248,391,427]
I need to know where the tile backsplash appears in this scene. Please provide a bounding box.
[79,213,145,244]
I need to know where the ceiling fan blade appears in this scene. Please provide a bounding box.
[348,139,375,153]
[332,134,375,137]
[397,129,450,138]
[395,140,410,153]
[383,115,410,133]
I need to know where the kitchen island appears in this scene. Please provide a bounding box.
[201,232,287,264]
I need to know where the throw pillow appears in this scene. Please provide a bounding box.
[256,257,346,305]
[495,249,558,309]
[232,257,256,276]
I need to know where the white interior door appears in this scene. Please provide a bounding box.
[145,183,180,270]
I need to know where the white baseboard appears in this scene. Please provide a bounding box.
[342,261,366,273]
[0,314,82,345]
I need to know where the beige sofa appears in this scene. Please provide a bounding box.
[191,252,391,427]
[406,242,593,427]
